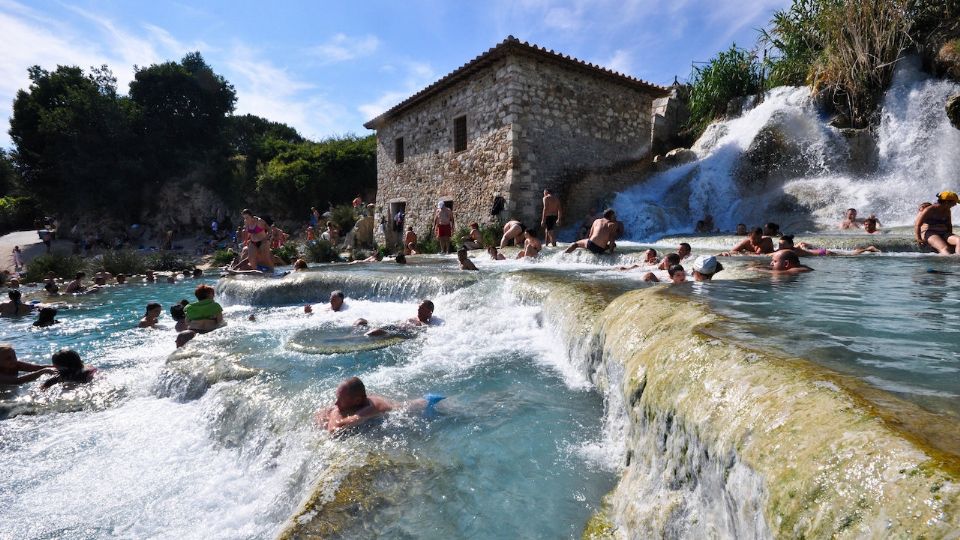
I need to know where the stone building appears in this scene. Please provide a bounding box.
[363,36,669,247]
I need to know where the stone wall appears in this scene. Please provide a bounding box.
[509,55,655,226]
[651,84,690,155]
[373,58,516,247]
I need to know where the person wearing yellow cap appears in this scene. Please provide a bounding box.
[914,191,959,254]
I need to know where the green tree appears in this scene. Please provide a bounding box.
[255,135,376,216]
[10,65,142,218]
[686,45,763,135]
[0,149,20,197]
[129,52,236,187]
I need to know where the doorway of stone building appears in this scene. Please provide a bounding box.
[388,200,406,248]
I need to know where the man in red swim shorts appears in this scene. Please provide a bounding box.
[434,201,455,254]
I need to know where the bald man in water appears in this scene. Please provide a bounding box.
[316,377,398,432]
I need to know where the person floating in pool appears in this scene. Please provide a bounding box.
[0,344,57,385]
[618,248,659,271]
[720,227,774,255]
[315,376,444,433]
[914,191,959,255]
[184,284,224,333]
[759,250,813,274]
[643,264,687,284]
[355,300,437,337]
[565,209,618,255]
[41,349,97,390]
[138,302,162,328]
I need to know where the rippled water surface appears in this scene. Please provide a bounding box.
[679,256,960,416]
[0,275,616,539]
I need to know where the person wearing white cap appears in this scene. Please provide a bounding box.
[691,255,723,281]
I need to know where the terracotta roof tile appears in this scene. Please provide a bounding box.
[363,36,669,129]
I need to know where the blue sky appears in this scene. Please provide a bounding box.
[0,0,789,148]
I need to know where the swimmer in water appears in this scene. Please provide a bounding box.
[781,235,834,257]
[184,284,224,333]
[758,250,814,274]
[677,242,692,260]
[315,376,443,433]
[667,264,687,284]
[33,307,60,327]
[840,208,861,230]
[356,300,436,337]
[618,248,659,271]
[138,302,162,328]
[329,290,346,312]
[863,214,881,234]
[487,246,506,261]
[457,247,478,270]
[517,228,542,258]
[0,290,34,317]
[691,255,723,281]
[41,349,97,390]
[0,344,57,385]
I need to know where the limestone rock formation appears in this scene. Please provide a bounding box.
[948,93,960,130]
[653,147,697,171]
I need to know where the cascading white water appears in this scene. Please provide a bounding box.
[614,57,960,241]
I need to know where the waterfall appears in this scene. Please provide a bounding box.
[614,58,960,241]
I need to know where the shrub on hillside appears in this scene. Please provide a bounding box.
[145,251,196,271]
[687,45,764,135]
[99,250,147,275]
[272,242,300,265]
[212,248,238,266]
[329,204,358,235]
[24,253,85,282]
[304,240,341,263]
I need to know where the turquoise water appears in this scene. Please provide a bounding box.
[0,275,616,539]
[674,255,960,417]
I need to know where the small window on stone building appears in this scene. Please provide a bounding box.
[453,115,467,153]
[395,137,404,164]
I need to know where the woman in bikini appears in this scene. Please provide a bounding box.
[914,191,959,255]
[240,209,273,272]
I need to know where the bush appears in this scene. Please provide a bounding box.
[272,242,300,265]
[212,248,237,266]
[24,253,86,282]
[329,204,358,235]
[304,240,341,263]
[145,251,196,271]
[687,44,764,135]
[417,235,440,254]
[98,250,147,275]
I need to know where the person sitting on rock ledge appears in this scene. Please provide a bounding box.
[565,209,618,255]
[720,227,774,255]
[915,191,959,255]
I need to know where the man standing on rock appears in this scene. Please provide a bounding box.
[565,209,618,255]
[434,201,455,254]
[540,189,562,247]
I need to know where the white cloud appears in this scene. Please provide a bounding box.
[358,61,435,121]
[308,33,380,65]
[603,49,632,74]
[543,7,581,30]
[227,45,350,138]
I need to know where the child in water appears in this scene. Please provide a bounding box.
[41,349,96,390]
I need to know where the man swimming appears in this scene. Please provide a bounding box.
[840,208,861,230]
[315,377,443,433]
[355,300,436,337]
[618,248,659,271]
[138,302,162,328]
[565,209,618,255]
[541,189,562,247]
[677,242,692,260]
[329,290,347,311]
